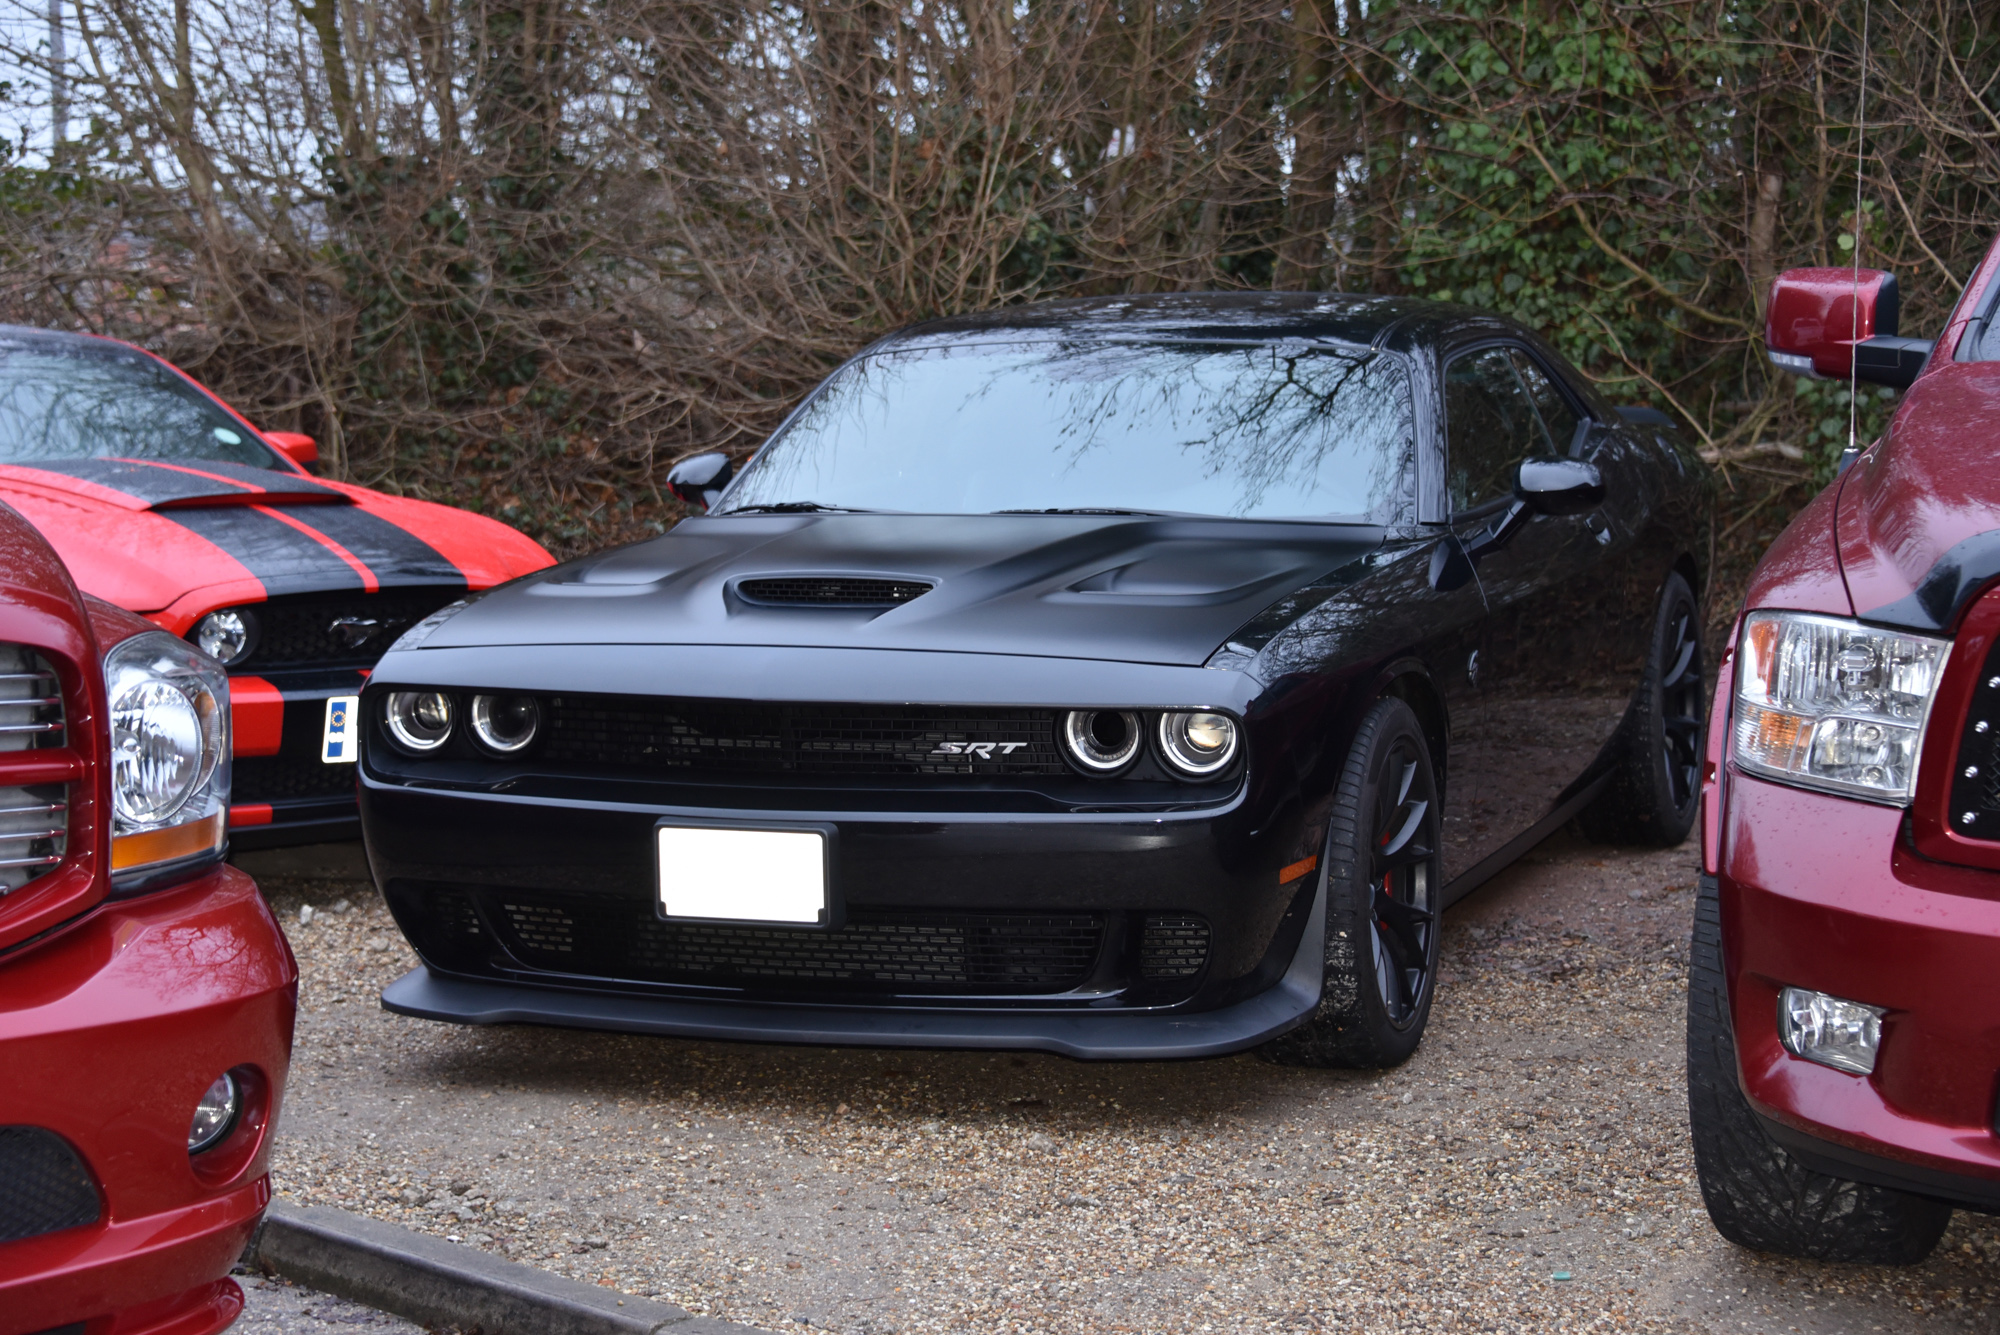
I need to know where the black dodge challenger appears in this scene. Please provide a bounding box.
[359,293,1712,1065]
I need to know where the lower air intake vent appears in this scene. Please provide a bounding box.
[0,1127,99,1244]
[492,897,1103,993]
[1140,915,1211,979]
[737,577,932,607]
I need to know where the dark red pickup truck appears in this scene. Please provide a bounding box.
[0,499,295,1335]
[1692,237,2000,1261]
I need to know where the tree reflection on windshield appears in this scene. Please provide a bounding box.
[0,338,281,469]
[723,339,1413,520]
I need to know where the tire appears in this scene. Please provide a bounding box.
[1261,696,1443,1069]
[1579,569,1704,846]
[1686,876,1951,1263]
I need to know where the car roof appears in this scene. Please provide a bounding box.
[873,292,1497,354]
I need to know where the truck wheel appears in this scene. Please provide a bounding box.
[1580,570,1704,846]
[1261,696,1441,1069]
[1687,876,1951,1262]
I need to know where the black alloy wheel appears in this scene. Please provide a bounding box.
[1581,570,1705,846]
[1369,738,1438,1029]
[1262,696,1444,1069]
[1659,599,1705,813]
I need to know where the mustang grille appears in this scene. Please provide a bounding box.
[235,755,358,804]
[737,577,932,607]
[490,895,1103,993]
[217,590,462,670]
[541,697,1068,777]
[0,1126,99,1244]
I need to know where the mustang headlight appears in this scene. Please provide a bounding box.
[192,608,257,666]
[1732,611,1947,804]
[106,631,229,883]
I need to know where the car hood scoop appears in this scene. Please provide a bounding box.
[736,575,933,607]
[431,512,1384,667]
[0,457,346,511]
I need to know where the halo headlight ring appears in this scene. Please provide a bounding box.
[470,694,541,755]
[384,691,455,753]
[1062,709,1142,773]
[1157,710,1240,777]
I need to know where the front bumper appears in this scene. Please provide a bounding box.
[228,669,362,848]
[0,865,297,1333]
[1720,772,2000,1211]
[363,769,1328,1059]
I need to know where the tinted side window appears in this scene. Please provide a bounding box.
[1510,350,1584,452]
[1445,347,1544,513]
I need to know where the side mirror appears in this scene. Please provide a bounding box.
[667,452,733,512]
[1515,457,1603,516]
[263,431,319,471]
[1765,267,1932,390]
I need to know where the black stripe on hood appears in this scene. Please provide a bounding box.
[289,505,468,590]
[167,505,367,596]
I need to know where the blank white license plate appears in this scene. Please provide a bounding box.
[656,825,826,925]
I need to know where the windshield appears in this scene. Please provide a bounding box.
[721,340,1413,520]
[0,336,284,470]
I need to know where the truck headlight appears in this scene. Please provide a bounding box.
[106,632,230,884]
[1732,611,1947,804]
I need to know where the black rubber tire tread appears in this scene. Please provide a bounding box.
[1580,570,1703,847]
[1260,696,1437,1070]
[1686,876,1951,1263]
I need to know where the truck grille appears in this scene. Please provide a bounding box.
[541,696,1067,777]
[1948,637,2000,841]
[0,646,66,897]
[0,1127,99,1244]
[203,589,461,670]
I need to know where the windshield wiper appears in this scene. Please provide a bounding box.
[992,507,1166,516]
[719,501,873,515]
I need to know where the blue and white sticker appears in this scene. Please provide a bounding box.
[322,694,361,764]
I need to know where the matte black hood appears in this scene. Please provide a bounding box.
[425,513,1383,667]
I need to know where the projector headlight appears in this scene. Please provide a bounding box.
[1732,611,1947,804]
[384,691,455,753]
[1157,710,1240,777]
[470,694,540,754]
[106,631,230,885]
[1062,709,1141,772]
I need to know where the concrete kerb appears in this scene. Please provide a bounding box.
[247,1200,766,1335]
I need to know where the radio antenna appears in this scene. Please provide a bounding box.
[1849,0,1871,453]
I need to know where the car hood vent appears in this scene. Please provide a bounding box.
[737,577,933,607]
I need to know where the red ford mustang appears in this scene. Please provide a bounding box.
[1691,238,2000,1260]
[0,499,295,1334]
[0,327,553,848]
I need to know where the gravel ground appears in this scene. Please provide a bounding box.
[245,836,2000,1334]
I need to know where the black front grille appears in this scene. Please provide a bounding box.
[236,755,357,804]
[220,590,462,670]
[542,697,1067,777]
[1949,639,2000,840]
[0,1127,99,1244]
[738,577,931,607]
[490,894,1103,993]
